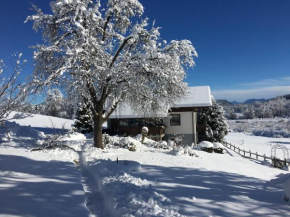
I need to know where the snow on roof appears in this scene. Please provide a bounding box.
[174,86,212,108]
[109,86,212,119]
[109,103,168,119]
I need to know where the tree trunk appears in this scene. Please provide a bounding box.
[93,116,104,149]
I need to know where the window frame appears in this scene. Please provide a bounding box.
[170,114,181,126]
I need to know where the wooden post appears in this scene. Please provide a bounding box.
[192,109,197,147]
[249,150,251,157]
[234,145,235,151]
[264,155,266,161]
[285,158,287,167]
[244,149,245,156]
[256,152,258,160]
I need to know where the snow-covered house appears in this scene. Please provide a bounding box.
[107,86,212,145]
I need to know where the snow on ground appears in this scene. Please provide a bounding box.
[226,132,290,159]
[0,139,89,217]
[80,142,290,217]
[1,114,290,217]
[7,111,74,130]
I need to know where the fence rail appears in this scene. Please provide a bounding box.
[223,142,290,169]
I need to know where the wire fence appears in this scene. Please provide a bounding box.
[223,141,290,169]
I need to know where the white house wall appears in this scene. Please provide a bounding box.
[164,112,194,134]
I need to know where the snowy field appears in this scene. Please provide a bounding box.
[1,114,290,216]
[225,132,290,160]
[7,111,74,130]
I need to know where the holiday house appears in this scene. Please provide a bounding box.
[107,86,212,145]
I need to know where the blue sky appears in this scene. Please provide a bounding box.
[1,0,290,102]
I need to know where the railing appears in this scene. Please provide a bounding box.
[223,142,290,169]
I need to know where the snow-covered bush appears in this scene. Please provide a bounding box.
[213,142,224,154]
[154,141,168,149]
[170,145,198,157]
[198,141,214,153]
[198,99,228,143]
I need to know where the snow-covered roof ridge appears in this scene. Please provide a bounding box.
[109,86,212,118]
[173,86,212,108]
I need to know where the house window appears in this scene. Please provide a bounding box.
[170,114,180,126]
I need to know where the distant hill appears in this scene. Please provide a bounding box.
[282,94,290,100]
[269,94,290,101]
[242,98,267,104]
[216,100,232,106]
[231,101,241,105]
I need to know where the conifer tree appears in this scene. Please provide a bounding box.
[198,99,228,143]
[73,103,93,134]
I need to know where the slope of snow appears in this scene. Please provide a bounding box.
[225,132,290,159]
[7,111,74,129]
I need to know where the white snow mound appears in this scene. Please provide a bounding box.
[198,141,214,148]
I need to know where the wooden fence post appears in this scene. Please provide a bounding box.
[244,149,245,156]
[264,155,266,161]
[234,145,235,151]
[256,152,258,160]
[249,150,251,157]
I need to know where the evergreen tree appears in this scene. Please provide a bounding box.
[198,99,229,143]
[73,103,93,134]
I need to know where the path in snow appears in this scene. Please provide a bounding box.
[0,140,89,217]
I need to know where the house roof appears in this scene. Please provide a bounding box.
[174,86,212,108]
[109,86,212,119]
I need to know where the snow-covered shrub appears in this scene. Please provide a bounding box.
[213,142,224,154]
[198,99,228,143]
[198,141,214,153]
[154,141,168,149]
[119,137,140,152]
[170,145,198,157]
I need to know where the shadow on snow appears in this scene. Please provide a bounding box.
[0,154,88,217]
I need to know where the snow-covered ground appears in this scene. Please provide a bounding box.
[226,132,290,160]
[7,111,74,129]
[0,139,89,217]
[1,115,290,216]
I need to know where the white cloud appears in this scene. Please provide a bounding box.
[212,86,290,102]
[240,77,290,87]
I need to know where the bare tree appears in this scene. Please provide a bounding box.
[0,54,29,122]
